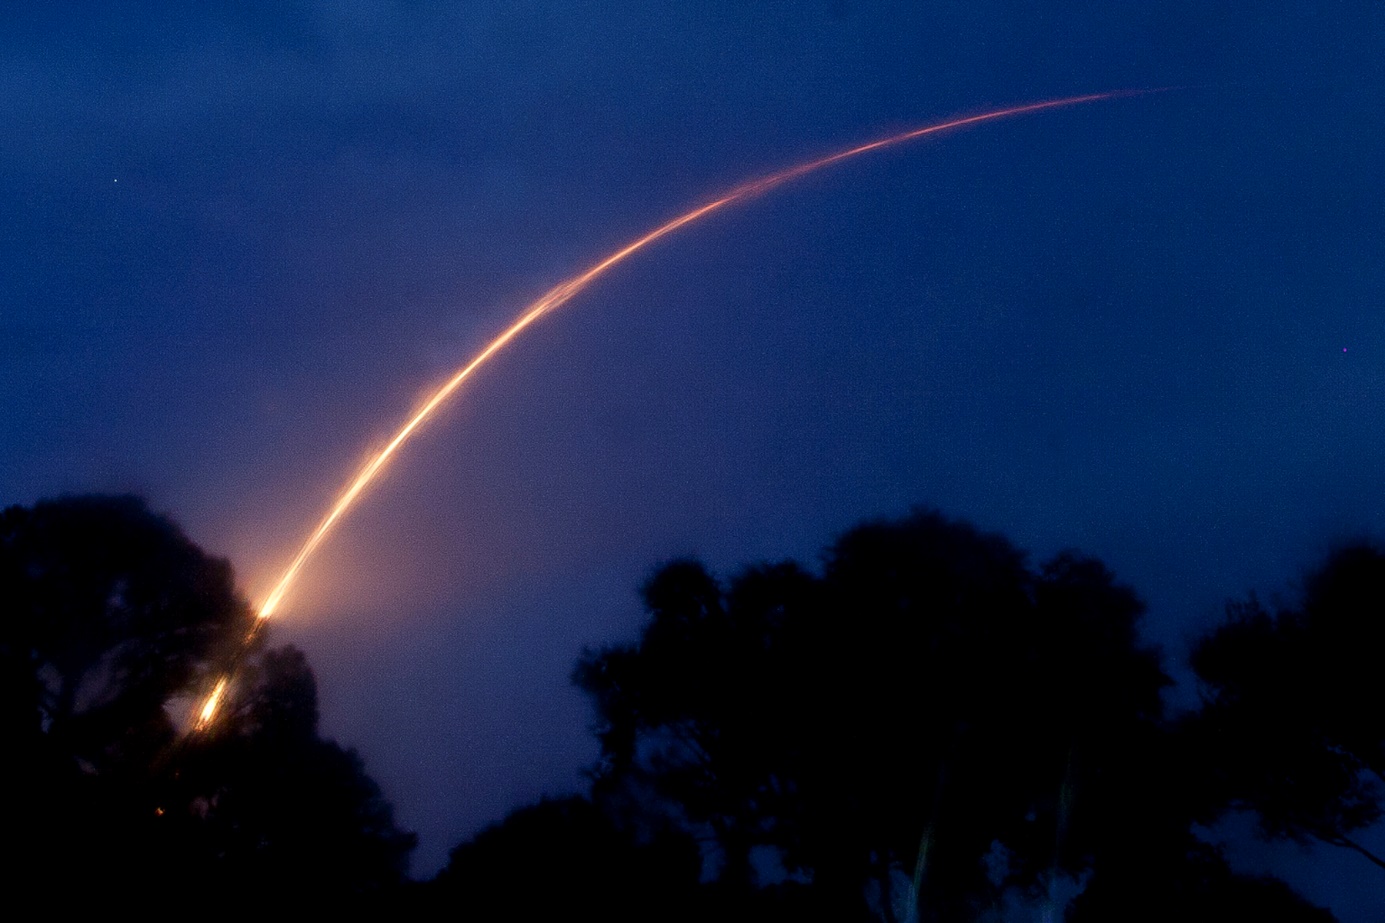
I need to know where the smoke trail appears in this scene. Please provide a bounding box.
[198,90,1139,725]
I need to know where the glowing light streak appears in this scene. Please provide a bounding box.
[196,90,1137,729]
[256,91,1123,620]
[196,677,229,730]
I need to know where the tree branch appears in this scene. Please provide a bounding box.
[1322,832,1385,873]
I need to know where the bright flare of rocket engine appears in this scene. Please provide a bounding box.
[196,91,1129,728]
[196,677,229,730]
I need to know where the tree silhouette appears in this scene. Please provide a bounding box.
[0,495,413,907]
[175,644,417,906]
[570,509,1338,920]
[0,495,252,902]
[1190,542,1385,872]
[432,795,702,920]
[0,495,249,761]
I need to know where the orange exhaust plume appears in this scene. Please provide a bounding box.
[195,91,1138,729]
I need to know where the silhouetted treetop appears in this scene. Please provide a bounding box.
[0,494,414,907]
[0,495,251,762]
[433,795,701,921]
[426,506,1351,919]
[182,643,417,901]
[1190,541,1385,871]
[575,509,1179,920]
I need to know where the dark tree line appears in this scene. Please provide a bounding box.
[0,496,414,911]
[3,494,1380,918]
[1189,546,1385,870]
[439,510,1379,921]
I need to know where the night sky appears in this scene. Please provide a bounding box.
[3,2,1383,913]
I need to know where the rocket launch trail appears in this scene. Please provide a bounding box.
[199,90,1138,725]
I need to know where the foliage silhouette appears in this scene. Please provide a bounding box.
[176,644,417,904]
[432,795,702,920]
[0,495,413,907]
[26,493,1357,915]
[566,508,1338,920]
[1190,542,1385,872]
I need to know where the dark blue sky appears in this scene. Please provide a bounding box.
[3,2,1383,910]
